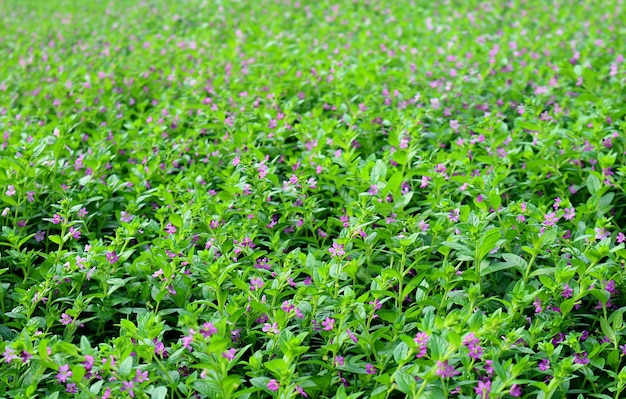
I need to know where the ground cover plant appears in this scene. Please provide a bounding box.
[0,0,625,398]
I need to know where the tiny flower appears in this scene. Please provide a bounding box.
[134,369,149,383]
[618,232,626,243]
[328,241,345,258]
[120,211,134,222]
[106,251,119,264]
[510,384,522,397]
[56,364,73,383]
[533,298,543,313]
[34,230,46,242]
[365,363,376,375]
[200,322,217,338]
[262,322,279,334]
[222,348,236,360]
[538,358,550,371]
[250,277,264,291]
[2,347,17,363]
[436,360,460,378]
[267,379,280,392]
[77,356,93,373]
[574,352,589,365]
[561,284,573,299]
[295,385,308,397]
[5,185,16,196]
[414,332,429,358]
[52,213,63,224]
[69,227,81,239]
[474,379,491,397]
[121,381,135,397]
[563,207,575,221]
[322,317,335,331]
[60,313,74,325]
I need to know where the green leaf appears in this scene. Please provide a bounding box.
[264,358,288,375]
[151,386,168,399]
[477,229,501,261]
[169,213,183,228]
[118,356,133,377]
[393,369,415,395]
[587,174,601,195]
[49,235,63,245]
[370,159,387,184]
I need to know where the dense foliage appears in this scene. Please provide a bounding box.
[1,0,626,398]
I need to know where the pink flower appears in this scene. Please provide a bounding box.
[106,251,119,264]
[322,317,335,331]
[267,379,280,392]
[510,384,522,397]
[200,322,217,338]
[69,227,81,239]
[60,313,74,325]
[56,364,72,383]
[328,242,345,258]
[222,348,236,360]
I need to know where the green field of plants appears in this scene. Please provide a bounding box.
[1,0,625,398]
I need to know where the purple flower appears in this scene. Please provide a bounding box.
[52,214,63,225]
[448,208,460,223]
[134,369,149,383]
[365,363,376,375]
[574,352,589,365]
[82,355,94,371]
[262,322,279,334]
[561,284,573,298]
[533,298,543,313]
[618,232,626,243]
[106,251,119,264]
[538,358,550,371]
[322,317,335,331]
[121,211,134,222]
[2,347,17,363]
[200,322,217,338]
[56,364,73,383]
[436,360,460,378]
[474,379,491,398]
[414,332,429,358]
[595,227,610,240]
[419,220,429,232]
[69,227,81,239]
[250,277,264,291]
[66,383,78,394]
[60,313,74,325]
[34,230,46,242]
[328,242,345,258]
[121,381,135,397]
[563,207,575,221]
[222,348,236,360]
[267,379,280,392]
[295,385,308,397]
[5,185,16,196]
[182,329,195,350]
[165,223,177,234]
[510,384,522,397]
[543,212,559,227]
